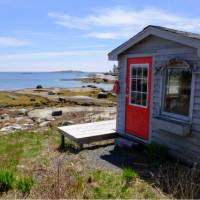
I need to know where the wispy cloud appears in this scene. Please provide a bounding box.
[0,37,31,46]
[13,30,57,38]
[48,7,200,39]
[83,31,131,39]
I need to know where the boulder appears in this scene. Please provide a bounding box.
[48,91,56,95]
[0,114,10,121]
[0,124,22,133]
[97,92,108,99]
[100,88,107,92]
[60,121,73,126]
[52,110,62,116]
[39,121,51,127]
[15,116,25,122]
[23,123,34,129]
[36,85,43,89]
[58,97,67,103]
[44,116,55,121]
[17,108,28,115]
[87,85,97,88]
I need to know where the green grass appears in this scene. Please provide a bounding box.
[86,170,158,199]
[60,88,116,102]
[16,176,34,194]
[0,128,164,199]
[122,167,138,182]
[90,170,132,199]
[0,128,59,171]
[0,168,15,192]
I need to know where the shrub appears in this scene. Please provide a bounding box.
[154,163,200,199]
[0,168,15,192]
[16,177,34,194]
[122,167,138,182]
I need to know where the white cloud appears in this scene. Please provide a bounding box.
[84,31,131,39]
[48,7,200,39]
[0,37,31,46]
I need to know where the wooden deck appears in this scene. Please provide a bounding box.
[58,120,116,145]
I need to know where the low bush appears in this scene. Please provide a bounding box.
[16,177,34,194]
[0,168,15,193]
[122,167,138,182]
[154,163,200,199]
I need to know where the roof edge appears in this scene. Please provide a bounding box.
[108,25,200,61]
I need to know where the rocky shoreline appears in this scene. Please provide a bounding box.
[0,86,116,134]
[81,73,117,84]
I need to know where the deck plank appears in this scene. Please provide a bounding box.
[58,120,116,144]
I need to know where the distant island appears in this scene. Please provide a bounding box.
[51,70,88,73]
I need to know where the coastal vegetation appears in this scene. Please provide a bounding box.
[0,126,199,198]
[0,87,116,108]
[0,128,162,199]
[0,92,50,108]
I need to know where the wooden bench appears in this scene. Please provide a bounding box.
[58,120,117,147]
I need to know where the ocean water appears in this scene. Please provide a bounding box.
[0,72,113,91]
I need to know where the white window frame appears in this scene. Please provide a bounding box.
[129,63,149,108]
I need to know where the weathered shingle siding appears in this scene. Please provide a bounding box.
[152,52,200,163]
[116,55,126,134]
[117,35,200,163]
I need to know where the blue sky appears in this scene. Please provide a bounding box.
[0,0,200,72]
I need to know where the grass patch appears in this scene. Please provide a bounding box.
[0,128,167,199]
[0,92,50,107]
[122,167,138,182]
[0,128,59,170]
[34,165,160,199]
[60,88,116,102]
[16,176,34,194]
[90,170,132,199]
[0,168,15,193]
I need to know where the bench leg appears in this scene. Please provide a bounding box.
[60,134,65,149]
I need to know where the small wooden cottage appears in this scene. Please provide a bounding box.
[108,25,200,163]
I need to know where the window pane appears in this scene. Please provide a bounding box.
[142,79,147,92]
[136,92,142,104]
[132,67,136,78]
[137,67,142,78]
[143,68,148,78]
[137,79,142,91]
[164,67,192,116]
[142,93,147,106]
[131,79,136,92]
[131,92,136,104]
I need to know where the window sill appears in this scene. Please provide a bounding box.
[152,115,191,136]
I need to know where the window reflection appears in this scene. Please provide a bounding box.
[164,67,192,116]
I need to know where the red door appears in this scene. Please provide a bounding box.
[125,57,152,140]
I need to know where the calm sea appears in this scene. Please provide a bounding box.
[0,72,113,91]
